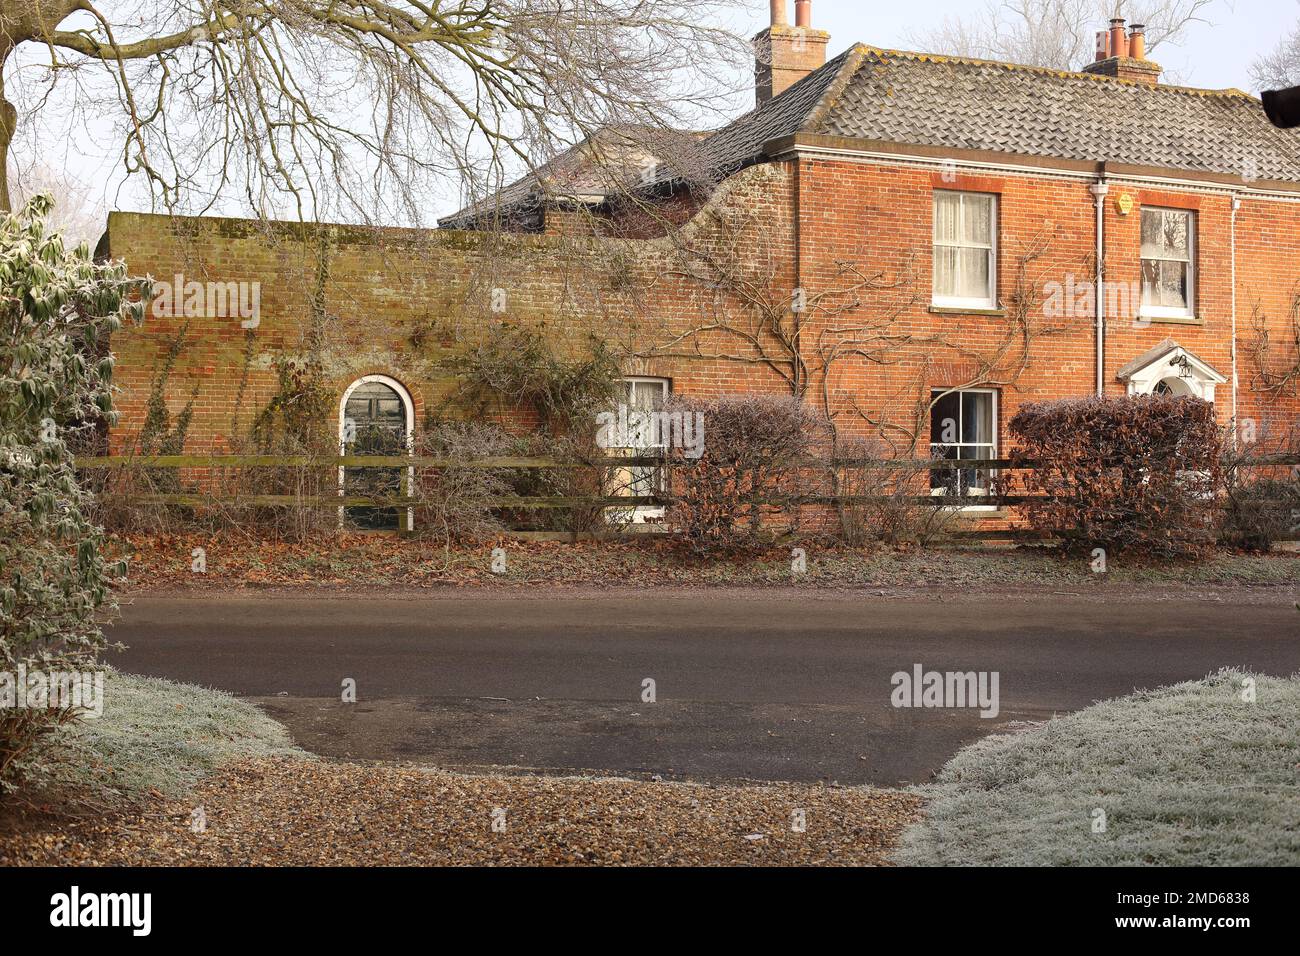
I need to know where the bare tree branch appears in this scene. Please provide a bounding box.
[0,0,751,222]
[906,0,1218,71]
[1250,17,1300,91]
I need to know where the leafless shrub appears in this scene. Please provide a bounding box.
[216,434,338,542]
[82,456,188,536]
[828,438,964,547]
[87,437,338,543]
[411,423,535,547]
[664,395,820,554]
[1219,423,1300,552]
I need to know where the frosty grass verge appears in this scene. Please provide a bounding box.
[25,667,1300,867]
[897,669,1300,866]
[35,669,301,802]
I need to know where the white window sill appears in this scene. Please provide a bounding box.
[604,507,666,525]
[932,298,998,311]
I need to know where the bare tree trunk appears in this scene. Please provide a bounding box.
[0,41,14,213]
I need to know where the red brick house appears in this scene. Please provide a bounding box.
[100,2,1300,519]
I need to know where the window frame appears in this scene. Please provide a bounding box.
[337,374,415,533]
[1139,206,1197,320]
[928,387,999,502]
[606,376,672,524]
[932,190,999,310]
[619,377,671,451]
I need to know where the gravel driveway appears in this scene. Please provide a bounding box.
[1,756,922,866]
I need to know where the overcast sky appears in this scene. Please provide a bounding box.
[755,0,1282,92]
[48,0,1300,227]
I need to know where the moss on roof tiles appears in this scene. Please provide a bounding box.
[450,40,1300,224]
[797,46,1300,182]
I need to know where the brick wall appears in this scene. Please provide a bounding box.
[791,156,1298,456]
[104,154,1299,465]
[103,164,797,455]
[1232,195,1300,436]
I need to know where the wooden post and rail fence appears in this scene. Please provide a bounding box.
[71,452,1300,542]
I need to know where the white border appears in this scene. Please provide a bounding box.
[609,376,672,524]
[929,386,999,511]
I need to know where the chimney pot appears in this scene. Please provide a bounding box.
[755,0,828,105]
[1095,30,1109,61]
[1109,18,1127,59]
[1128,24,1146,61]
[1083,18,1161,85]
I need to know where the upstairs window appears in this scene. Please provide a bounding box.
[933,191,997,309]
[1141,208,1195,319]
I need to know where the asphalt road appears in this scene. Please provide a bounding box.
[109,588,1299,786]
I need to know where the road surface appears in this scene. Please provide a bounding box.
[109,587,1299,786]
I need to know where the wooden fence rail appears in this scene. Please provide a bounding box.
[118,494,1047,509]
[74,454,1300,471]
[77,454,669,470]
[74,454,1034,470]
[71,454,1298,525]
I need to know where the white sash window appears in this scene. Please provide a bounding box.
[933,191,998,309]
[1140,208,1195,319]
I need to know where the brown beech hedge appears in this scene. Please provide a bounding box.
[1009,396,1221,558]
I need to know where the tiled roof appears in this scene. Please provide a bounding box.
[440,126,707,228]
[443,43,1300,226]
[811,47,1300,182]
[695,46,858,174]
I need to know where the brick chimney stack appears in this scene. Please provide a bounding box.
[1083,18,1161,85]
[755,0,830,106]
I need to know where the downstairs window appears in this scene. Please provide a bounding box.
[930,389,998,496]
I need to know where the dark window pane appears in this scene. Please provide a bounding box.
[930,392,961,444]
[930,466,959,492]
[928,443,958,491]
